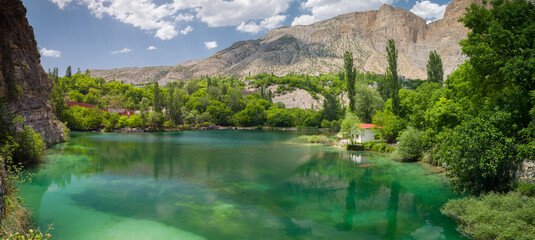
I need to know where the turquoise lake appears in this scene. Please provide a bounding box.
[20,130,463,239]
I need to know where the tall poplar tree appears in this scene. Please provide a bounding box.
[426,50,444,83]
[386,39,400,116]
[65,66,72,78]
[344,51,356,112]
[153,81,161,113]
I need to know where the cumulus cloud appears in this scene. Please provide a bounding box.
[40,48,61,57]
[180,25,194,35]
[237,15,286,34]
[147,46,157,50]
[50,0,73,9]
[292,0,394,26]
[204,41,217,49]
[410,1,448,21]
[49,0,293,39]
[111,48,132,54]
[175,13,194,22]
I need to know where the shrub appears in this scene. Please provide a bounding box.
[436,116,521,194]
[13,125,45,165]
[516,182,535,197]
[441,192,535,240]
[395,127,423,162]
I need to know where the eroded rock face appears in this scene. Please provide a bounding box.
[91,0,481,84]
[0,0,65,145]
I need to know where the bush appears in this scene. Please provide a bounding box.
[436,116,521,194]
[516,182,535,197]
[13,125,45,165]
[395,127,424,162]
[441,192,535,240]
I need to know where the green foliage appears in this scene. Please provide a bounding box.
[385,39,400,116]
[372,108,406,143]
[460,0,535,94]
[12,125,45,165]
[441,192,535,240]
[235,103,267,127]
[339,111,360,141]
[436,113,521,194]
[344,51,356,112]
[322,91,342,121]
[395,126,423,162]
[426,50,443,83]
[3,228,52,240]
[266,108,296,127]
[353,83,383,123]
[292,135,335,146]
[516,181,535,197]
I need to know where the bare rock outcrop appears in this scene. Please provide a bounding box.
[0,0,65,145]
[91,0,481,84]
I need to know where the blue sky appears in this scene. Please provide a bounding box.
[23,0,452,75]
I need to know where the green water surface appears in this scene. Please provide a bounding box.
[20,130,463,239]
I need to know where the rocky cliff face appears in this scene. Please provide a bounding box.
[91,0,481,84]
[0,0,65,145]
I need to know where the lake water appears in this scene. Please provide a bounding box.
[20,130,463,239]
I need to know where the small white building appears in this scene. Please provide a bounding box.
[352,123,381,143]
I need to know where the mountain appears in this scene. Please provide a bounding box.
[0,0,65,145]
[91,0,480,84]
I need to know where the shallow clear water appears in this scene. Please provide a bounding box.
[20,130,463,239]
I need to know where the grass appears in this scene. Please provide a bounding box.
[292,135,336,146]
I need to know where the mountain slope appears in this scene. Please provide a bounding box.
[91,0,479,84]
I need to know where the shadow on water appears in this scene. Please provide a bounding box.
[20,131,465,240]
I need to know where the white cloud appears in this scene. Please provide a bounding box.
[410,1,448,20]
[40,48,61,57]
[147,45,157,50]
[291,0,394,26]
[180,25,194,35]
[204,41,217,49]
[155,24,178,40]
[237,15,286,34]
[111,48,132,54]
[194,0,291,27]
[175,13,194,22]
[50,0,73,9]
[50,0,294,38]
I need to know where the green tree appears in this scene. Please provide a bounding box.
[395,127,423,162]
[354,84,384,123]
[322,91,341,121]
[436,113,521,194]
[267,109,296,127]
[153,81,161,113]
[426,50,443,83]
[65,65,72,78]
[385,39,400,116]
[344,51,356,112]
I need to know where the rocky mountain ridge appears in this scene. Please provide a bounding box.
[91,0,480,84]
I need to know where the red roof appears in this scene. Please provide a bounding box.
[66,101,95,109]
[358,123,381,129]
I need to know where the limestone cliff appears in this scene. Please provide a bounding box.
[0,0,65,145]
[91,0,481,84]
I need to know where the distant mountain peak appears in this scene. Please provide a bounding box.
[91,0,481,84]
